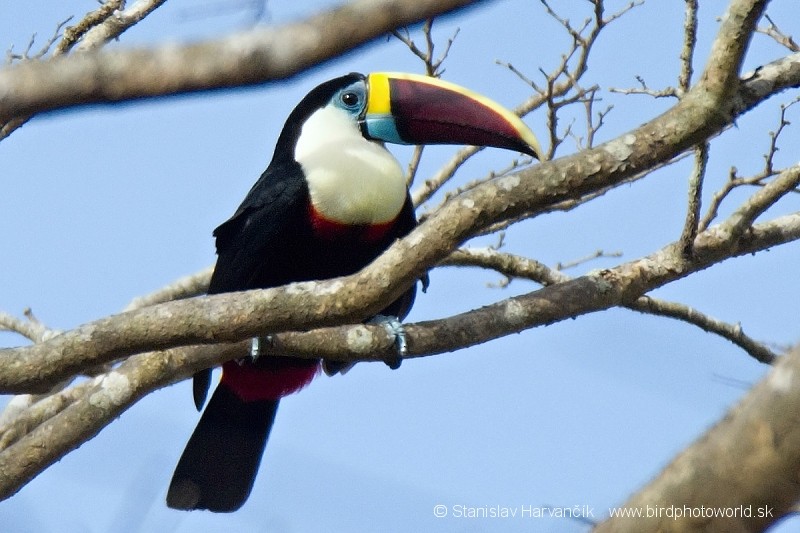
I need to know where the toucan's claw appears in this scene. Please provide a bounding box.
[249,336,273,361]
[370,314,407,369]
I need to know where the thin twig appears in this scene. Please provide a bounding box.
[629,297,778,364]
[609,75,681,99]
[725,163,800,237]
[756,13,799,52]
[555,249,623,272]
[679,143,708,257]
[678,0,699,93]
[700,97,800,231]
[54,0,124,56]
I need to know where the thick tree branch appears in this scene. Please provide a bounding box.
[1,0,170,139]
[734,51,800,114]
[0,342,242,500]
[699,0,766,96]
[2,206,797,396]
[595,344,800,532]
[2,210,797,499]
[0,0,480,123]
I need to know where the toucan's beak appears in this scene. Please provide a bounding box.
[362,72,543,160]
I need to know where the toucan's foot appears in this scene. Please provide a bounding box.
[322,359,353,376]
[250,336,273,360]
[369,315,407,369]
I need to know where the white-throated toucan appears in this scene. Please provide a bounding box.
[166,72,542,512]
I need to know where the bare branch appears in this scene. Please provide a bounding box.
[602,1,644,26]
[763,96,800,176]
[123,266,213,311]
[701,95,800,232]
[734,52,800,117]
[609,76,681,99]
[0,0,480,125]
[596,344,800,532]
[443,247,777,365]
[414,0,631,206]
[405,145,425,188]
[555,249,623,272]
[443,247,566,286]
[72,0,170,53]
[700,0,767,97]
[629,297,779,364]
[392,19,458,78]
[412,144,482,206]
[469,152,691,239]
[724,164,800,237]
[12,205,800,397]
[2,1,166,139]
[0,309,57,344]
[699,165,779,233]
[0,342,240,500]
[756,13,800,52]
[54,0,125,55]
[581,87,611,149]
[430,155,533,216]
[678,0,699,93]
[0,379,96,451]
[0,312,41,344]
[4,207,799,498]
[679,143,708,256]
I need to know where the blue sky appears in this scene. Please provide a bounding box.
[2,1,799,531]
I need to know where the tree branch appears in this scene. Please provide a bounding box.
[0,0,481,124]
[71,0,169,53]
[1,0,169,139]
[122,266,212,311]
[679,143,708,256]
[628,297,778,364]
[2,209,798,498]
[54,0,126,55]
[3,205,798,396]
[444,248,779,364]
[724,164,800,237]
[596,344,800,532]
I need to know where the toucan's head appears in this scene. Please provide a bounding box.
[275,72,543,164]
[273,72,543,227]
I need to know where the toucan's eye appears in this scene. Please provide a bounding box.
[341,92,360,108]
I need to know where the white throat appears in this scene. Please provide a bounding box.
[294,106,406,225]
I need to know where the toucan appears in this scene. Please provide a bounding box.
[166,72,542,512]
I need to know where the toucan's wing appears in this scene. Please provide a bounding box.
[208,161,307,295]
[193,162,308,411]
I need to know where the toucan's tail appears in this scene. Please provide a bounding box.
[166,384,279,512]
